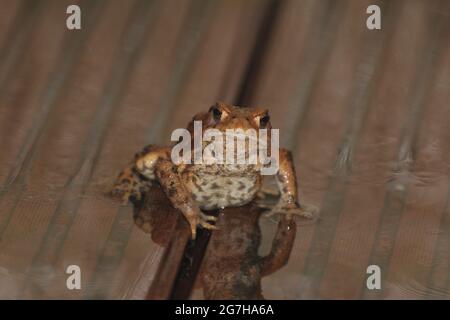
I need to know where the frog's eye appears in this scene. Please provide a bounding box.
[210,106,223,122]
[259,114,270,128]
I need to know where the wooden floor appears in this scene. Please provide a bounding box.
[0,0,449,299]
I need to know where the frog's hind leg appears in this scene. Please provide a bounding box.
[112,144,168,204]
[112,164,153,204]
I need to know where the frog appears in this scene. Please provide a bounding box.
[112,102,314,239]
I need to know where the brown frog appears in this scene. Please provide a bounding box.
[112,102,313,239]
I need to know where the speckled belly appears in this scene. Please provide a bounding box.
[186,173,260,210]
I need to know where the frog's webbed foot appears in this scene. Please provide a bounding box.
[265,202,318,219]
[111,166,151,204]
[198,212,219,233]
[186,211,218,240]
[199,212,218,224]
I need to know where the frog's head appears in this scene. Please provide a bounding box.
[195,102,274,167]
[204,102,271,133]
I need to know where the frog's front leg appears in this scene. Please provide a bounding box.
[266,148,316,219]
[154,159,217,239]
[112,145,169,204]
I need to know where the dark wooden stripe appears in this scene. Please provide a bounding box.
[234,0,279,106]
[287,0,345,153]
[147,217,191,299]
[169,224,215,299]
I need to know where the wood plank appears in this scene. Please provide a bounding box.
[0,0,448,300]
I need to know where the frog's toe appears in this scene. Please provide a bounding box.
[199,212,218,222]
[290,206,315,218]
[186,212,218,239]
[297,203,319,218]
[199,220,219,231]
[266,203,317,219]
[198,212,219,231]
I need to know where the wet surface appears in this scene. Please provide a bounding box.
[0,0,449,299]
[194,206,296,300]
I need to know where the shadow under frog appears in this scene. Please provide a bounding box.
[132,185,297,300]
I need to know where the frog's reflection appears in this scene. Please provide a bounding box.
[132,186,180,245]
[133,186,296,300]
[196,204,296,299]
